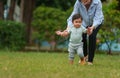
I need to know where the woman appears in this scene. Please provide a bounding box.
[66,0,104,65]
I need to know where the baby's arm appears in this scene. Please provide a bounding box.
[62,30,69,37]
[56,30,69,37]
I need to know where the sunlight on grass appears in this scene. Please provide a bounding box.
[0,51,120,78]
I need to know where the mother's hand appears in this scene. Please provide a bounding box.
[87,26,94,35]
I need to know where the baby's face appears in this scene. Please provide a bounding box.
[73,18,82,28]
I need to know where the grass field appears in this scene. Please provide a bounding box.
[0,51,120,78]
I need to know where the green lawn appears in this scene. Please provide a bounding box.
[0,51,120,78]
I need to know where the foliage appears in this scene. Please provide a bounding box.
[98,0,120,54]
[0,20,26,50]
[35,0,75,11]
[32,6,67,46]
[66,7,74,18]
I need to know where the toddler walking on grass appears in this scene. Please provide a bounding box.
[56,14,90,65]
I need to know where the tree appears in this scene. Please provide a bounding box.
[99,0,120,54]
[32,6,66,50]
[8,0,16,20]
[0,0,4,19]
[116,0,120,10]
[35,0,107,11]
[20,0,35,45]
[35,0,75,11]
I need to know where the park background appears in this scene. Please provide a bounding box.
[0,0,120,54]
[0,0,120,78]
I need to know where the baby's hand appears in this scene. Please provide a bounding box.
[87,28,91,35]
[55,30,62,35]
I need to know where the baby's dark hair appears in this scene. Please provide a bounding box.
[72,14,82,22]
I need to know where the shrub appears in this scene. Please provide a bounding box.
[32,6,67,48]
[0,20,26,51]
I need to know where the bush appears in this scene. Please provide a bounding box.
[32,6,67,47]
[0,20,26,51]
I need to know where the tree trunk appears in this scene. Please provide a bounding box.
[0,1,4,20]
[20,0,35,45]
[105,40,112,55]
[8,0,16,20]
[117,0,120,10]
[102,35,112,55]
[107,48,112,55]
